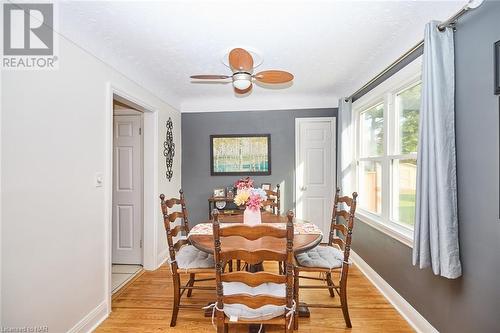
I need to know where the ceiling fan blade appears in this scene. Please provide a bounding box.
[229,48,254,72]
[234,83,253,94]
[253,70,294,84]
[190,75,230,79]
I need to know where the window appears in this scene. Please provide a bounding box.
[354,79,421,242]
[392,83,420,227]
[357,103,384,214]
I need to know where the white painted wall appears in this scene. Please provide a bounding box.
[1,37,181,331]
[0,67,3,327]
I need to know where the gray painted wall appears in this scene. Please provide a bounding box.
[182,108,337,225]
[351,2,500,332]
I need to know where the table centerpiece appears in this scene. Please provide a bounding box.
[233,177,267,225]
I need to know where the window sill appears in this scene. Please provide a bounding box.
[355,211,414,248]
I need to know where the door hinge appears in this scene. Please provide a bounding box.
[140,239,143,248]
[139,127,142,135]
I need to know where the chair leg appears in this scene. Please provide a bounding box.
[224,323,229,333]
[186,273,195,297]
[339,276,352,328]
[170,274,181,327]
[326,272,335,297]
[293,266,299,330]
[216,309,225,333]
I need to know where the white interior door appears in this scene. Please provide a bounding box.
[112,115,143,264]
[295,117,336,237]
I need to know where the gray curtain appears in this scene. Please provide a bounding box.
[337,98,353,194]
[413,21,461,279]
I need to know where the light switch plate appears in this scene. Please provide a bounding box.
[95,172,104,187]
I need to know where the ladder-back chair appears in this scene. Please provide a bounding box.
[159,190,215,327]
[293,188,358,328]
[211,209,295,332]
[262,184,281,215]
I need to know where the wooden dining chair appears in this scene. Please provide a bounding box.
[211,209,295,333]
[293,188,358,328]
[159,190,215,327]
[262,184,281,215]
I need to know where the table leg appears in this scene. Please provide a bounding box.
[298,303,311,317]
[248,262,264,273]
[249,324,264,333]
[204,303,213,318]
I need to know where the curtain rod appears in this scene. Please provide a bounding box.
[346,0,483,102]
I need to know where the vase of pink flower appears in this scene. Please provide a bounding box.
[233,177,267,225]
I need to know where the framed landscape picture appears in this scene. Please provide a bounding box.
[210,134,271,176]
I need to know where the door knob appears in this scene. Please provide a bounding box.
[300,186,307,191]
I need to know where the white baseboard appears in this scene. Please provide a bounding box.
[157,248,169,268]
[350,250,438,333]
[67,300,108,333]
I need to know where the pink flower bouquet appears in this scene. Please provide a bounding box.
[233,178,267,212]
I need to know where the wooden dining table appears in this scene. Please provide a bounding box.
[189,212,323,255]
[188,212,323,332]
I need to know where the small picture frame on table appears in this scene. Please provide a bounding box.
[495,40,500,95]
[261,183,271,191]
[213,188,226,198]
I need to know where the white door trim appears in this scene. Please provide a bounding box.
[105,83,159,315]
[294,117,336,236]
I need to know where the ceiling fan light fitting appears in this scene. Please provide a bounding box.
[232,72,252,90]
[233,79,251,90]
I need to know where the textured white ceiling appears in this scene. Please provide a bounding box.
[58,0,465,112]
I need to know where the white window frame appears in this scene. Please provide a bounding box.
[352,59,422,247]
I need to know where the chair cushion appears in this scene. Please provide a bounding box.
[176,245,214,269]
[222,282,286,321]
[295,246,344,269]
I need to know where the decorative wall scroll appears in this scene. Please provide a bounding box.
[163,117,175,181]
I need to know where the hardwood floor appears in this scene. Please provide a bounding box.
[96,263,414,332]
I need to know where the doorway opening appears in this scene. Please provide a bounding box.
[111,98,144,293]
[106,86,159,311]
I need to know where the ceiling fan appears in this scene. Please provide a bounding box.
[190,48,294,94]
